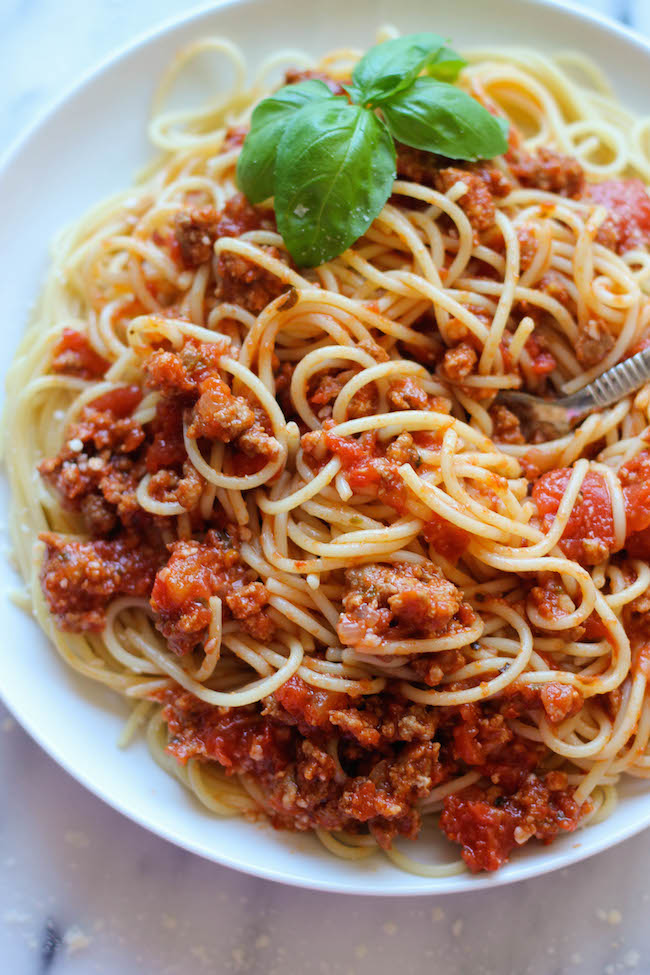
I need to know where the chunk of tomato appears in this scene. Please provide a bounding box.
[532,469,615,565]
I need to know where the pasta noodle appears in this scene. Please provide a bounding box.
[5,30,650,875]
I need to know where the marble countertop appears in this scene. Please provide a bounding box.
[3,2,650,973]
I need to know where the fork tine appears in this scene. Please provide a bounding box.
[495,390,572,440]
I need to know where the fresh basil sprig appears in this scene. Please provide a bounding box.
[345,32,456,106]
[236,33,509,267]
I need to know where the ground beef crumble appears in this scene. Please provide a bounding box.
[218,247,290,315]
[575,315,615,368]
[442,341,478,382]
[188,375,279,460]
[336,561,474,652]
[441,775,581,872]
[490,404,525,444]
[172,193,290,313]
[506,146,585,198]
[173,207,221,268]
[146,337,280,463]
[435,167,497,232]
[40,531,163,631]
[38,386,147,537]
[150,529,274,655]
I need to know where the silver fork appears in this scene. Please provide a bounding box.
[496,346,650,440]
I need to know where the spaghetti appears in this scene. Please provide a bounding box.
[5,29,650,874]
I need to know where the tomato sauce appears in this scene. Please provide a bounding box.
[422,512,470,562]
[164,691,292,772]
[533,453,650,563]
[324,432,408,513]
[146,399,186,473]
[532,469,616,565]
[524,334,557,376]
[274,675,350,732]
[89,385,143,418]
[620,452,650,535]
[50,328,109,380]
[587,179,650,252]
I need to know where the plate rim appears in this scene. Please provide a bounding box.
[3,0,650,895]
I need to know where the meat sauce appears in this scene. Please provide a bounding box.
[171,193,290,313]
[161,678,582,868]
[506,146,585,197]
[38,385,147,539]
[441,776,580,872]
[39,337,278,637]
[523,333,557,377]
[162,677,447,845]
[40,531,162,631]
[150,530,274,655]
[38,134,650,872]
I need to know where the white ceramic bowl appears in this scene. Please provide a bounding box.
[2,0,650,895]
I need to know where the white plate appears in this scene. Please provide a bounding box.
[2,0,650,895]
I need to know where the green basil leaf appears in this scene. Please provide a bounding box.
[274,101,395,266]
[350,32,447,106]
[495,114,510,140]
[236,80,335,203]
[425,46,467,82]
[343,82,365,105]
[382,77,509,161]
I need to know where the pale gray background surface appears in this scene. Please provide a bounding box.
[2,2,649,972]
